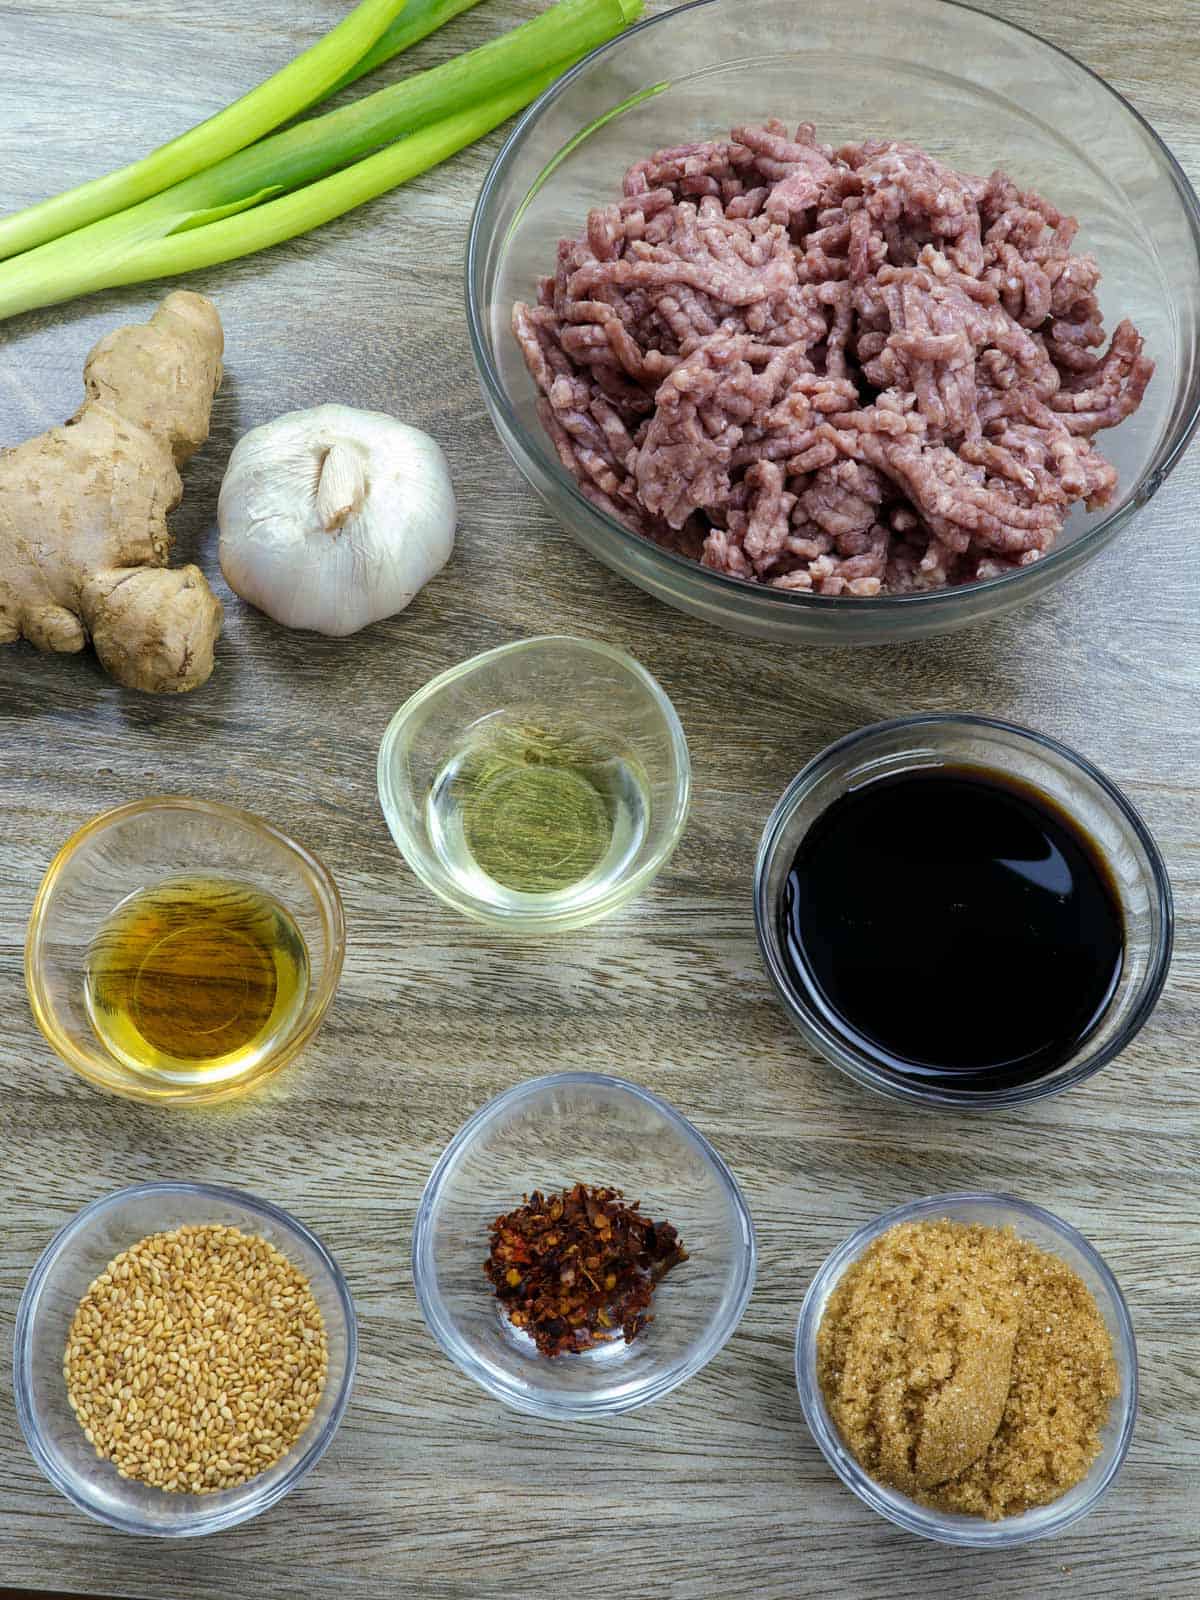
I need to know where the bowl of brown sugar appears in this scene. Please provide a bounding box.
[795,1192,1136,1546]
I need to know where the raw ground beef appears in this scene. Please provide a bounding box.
[513,122,1152,595]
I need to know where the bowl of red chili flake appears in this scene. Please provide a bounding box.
[486,1183,687,1358]
[412,1072,757,1418]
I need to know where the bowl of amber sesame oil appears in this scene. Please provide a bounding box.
[25,798,345,1105]
[14,1183,357,1535]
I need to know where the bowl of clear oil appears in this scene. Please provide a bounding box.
[26,799,345,1105]
[378,637,691,932]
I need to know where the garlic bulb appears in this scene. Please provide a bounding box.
[218,404,456,636]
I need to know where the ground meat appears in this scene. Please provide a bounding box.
[512,122,1153,595]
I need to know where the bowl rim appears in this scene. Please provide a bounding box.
[12,1180,359,1538]
[24,795,347,1107]
[752,712,1174,1109]
[466,0,1200,615]
[376,634,692,931]
[794,1189,1139,1547]
[410,1069,758,1417]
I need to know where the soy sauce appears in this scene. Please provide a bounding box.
[778,767,1125,1091]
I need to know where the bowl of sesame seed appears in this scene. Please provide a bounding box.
[13,1181,357,1535]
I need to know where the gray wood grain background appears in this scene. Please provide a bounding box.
[0,1,1196,1595]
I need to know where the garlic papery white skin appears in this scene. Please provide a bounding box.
[217,404,456,636]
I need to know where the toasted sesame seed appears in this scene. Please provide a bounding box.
[64,1224,328,1495]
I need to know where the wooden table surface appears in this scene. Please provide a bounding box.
[1,1,1196,1595]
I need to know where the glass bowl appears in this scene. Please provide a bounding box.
[468,0,1200,644]
[795,1191,1137,1546]
[754,714,1172,1109]
[25,797,345,1106]
[377,635,690,931]
[13,1182,357,1537]
[411,1071,757,1417]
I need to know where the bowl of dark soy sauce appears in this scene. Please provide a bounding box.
[754,715,1173,1109]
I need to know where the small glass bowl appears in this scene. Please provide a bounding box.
[754,714,1173,1109]
[377,636,691,931]
[13,1182,358,1537]
[795,1191,1137,1547]
[25,797,346,1106]
[411,1071,756,1418]
[469,0,1200,644]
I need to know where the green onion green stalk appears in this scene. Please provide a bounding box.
[0,0,408,263]
[66,77,560,296]
[323,0,488,97]
[0,0,640,322]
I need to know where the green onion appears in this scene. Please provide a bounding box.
[256,0,637,194]
[72,77,562,293]
[0,0,640,322]
[0,0,407,263]
[327,0,641,97]
[323,0,488,98]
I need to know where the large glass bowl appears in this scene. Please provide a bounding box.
[753,714,1173,1109]
[411,1072,757,1418]
[795,1192,1137,1546]
[13,1183,358,1537]
[468,0,1200,643]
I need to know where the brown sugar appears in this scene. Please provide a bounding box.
[816,1219,1118,1519]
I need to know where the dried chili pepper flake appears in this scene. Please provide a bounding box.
[483,1183,687,1359]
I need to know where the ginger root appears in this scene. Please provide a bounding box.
[0,291,225,692]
